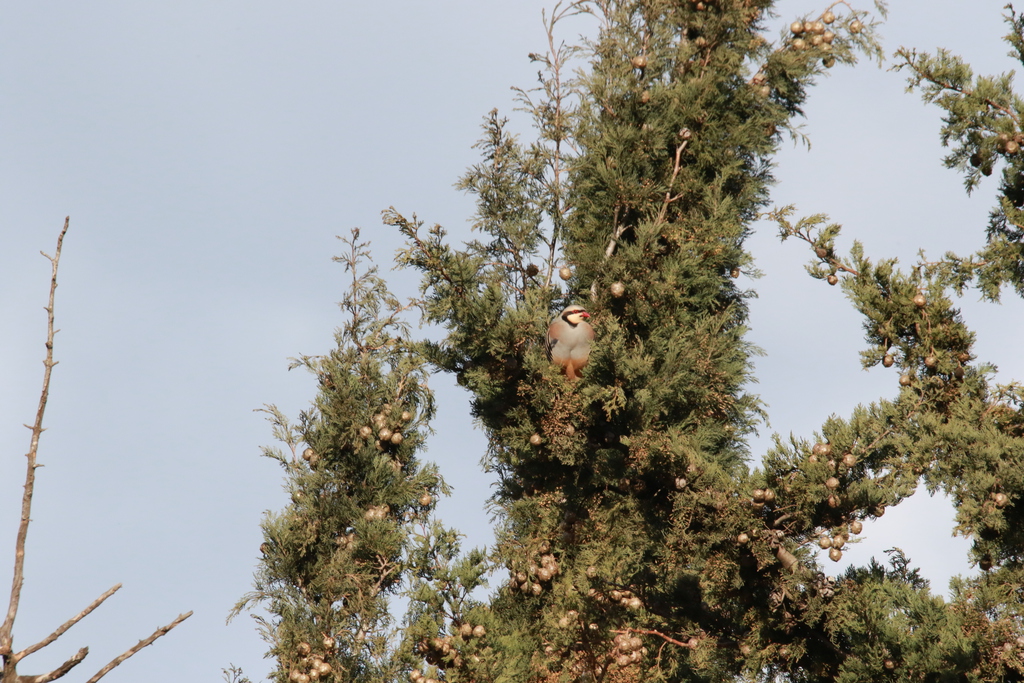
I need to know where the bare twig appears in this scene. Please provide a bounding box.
[0,218,69,673]
[603,205,624,259]
[611,627,691,649]
[0,220,190,683]
[15,585,121,661]
[655,140,690,226]
[83,611,193,683]
[16,647,88,683]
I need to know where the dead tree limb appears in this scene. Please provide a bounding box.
[15,585,121,661]
[0,219,191,682]
[0,218,69,682]
[16,647,88,683]
[83,611,193,683]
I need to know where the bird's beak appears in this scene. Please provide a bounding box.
[580,312,591,318]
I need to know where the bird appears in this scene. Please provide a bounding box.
[546,305,594,381]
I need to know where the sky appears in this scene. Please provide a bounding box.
[1,1,1022,681]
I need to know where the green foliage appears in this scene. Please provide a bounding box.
[895,7,1024,300]
[395,1,926,681]
[244,1,1024,682]
[233,230,449,683]
[401,524,494,682]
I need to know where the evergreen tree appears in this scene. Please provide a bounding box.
[233,230,452,683]
[245,2,1024,682]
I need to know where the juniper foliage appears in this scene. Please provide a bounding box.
[246,2,1024,682]
[233,230,451,683]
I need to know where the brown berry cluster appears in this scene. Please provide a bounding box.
[587,585,644,611]
[359,405,414,449]
[363,504,390,522]
[787,10,849,68]
[414,624,485,673]
[817,530,847,562]
[996,132,1022,155]
[970,132,1024,175]
[416,636,458,669]
[556,609,579,629]
[408,669,440,683]
[817,517,862,562]
[751,71,771,98]
[288,638,335,682]
[609,632,647,669]
[806,441,831,464]
[458,622,488,639]
[808,442,857,510]
[335,531,356,549]
[510,545,561,596]
[751,486,777,510]
[789,18,835,50]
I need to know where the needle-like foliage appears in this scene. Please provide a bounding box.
[247,2,1024,682]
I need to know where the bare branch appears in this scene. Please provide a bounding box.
[0,217,70,661]
[611,627,691,649]
[603,205,624,259]
[83,611,192,683]
[655,139,689,226]
[15,585,121,660]
[0,221,189,683]
[16,646,88,683]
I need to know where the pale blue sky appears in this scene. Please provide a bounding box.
[1,2,1021,681]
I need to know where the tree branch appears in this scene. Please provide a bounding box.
[604,205,624,259]
[655,138,689,226]
[901,56,1019,123]
[15,585,121,661]
[0,221,189,683]
[0,218,69,664]
[16,646,88,683]
[83,611,192,683]
[611,627,691,649]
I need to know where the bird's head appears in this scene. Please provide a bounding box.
[562,306,591,325]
